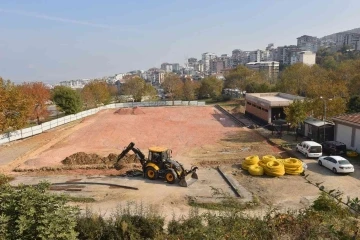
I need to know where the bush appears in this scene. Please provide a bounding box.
[0,181,79,240]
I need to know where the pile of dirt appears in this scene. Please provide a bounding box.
[62,152,104,165]
[62,152,138,167]
[132,107,145,115]
[114,107,145,115]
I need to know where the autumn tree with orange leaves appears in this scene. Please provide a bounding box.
[0,78,33,131]
[20,82,51,124]
[81,81,111,109]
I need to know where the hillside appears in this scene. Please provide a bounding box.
[321,27,360,41]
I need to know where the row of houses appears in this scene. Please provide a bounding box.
[244,92,360,151]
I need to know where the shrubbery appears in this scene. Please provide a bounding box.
[1,173,359,239]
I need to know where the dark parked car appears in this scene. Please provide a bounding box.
[321,141,346,155]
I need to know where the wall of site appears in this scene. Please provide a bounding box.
[0,101,206,145]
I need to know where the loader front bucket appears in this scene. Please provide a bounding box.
[179,172,198,187]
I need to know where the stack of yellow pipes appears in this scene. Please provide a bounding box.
[242,155,304,177]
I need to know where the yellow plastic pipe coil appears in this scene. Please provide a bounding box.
[248,165,264,176]
[281,158,304,175]
[258,155,275,168]
[262,155,276,162]
[264,160,285,177]
[241,155,259,170]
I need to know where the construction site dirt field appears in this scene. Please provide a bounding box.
[10,106,278,170]
[3,106,359,220]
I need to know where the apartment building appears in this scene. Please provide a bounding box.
[297,35,319,52]
[343,33,360,50]
[246,61,279,82]
[160,63,173,73]
[202,52,217,73]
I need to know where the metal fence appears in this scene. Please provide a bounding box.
[0,100,206,145]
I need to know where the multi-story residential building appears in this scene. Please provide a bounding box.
[343,33,360,50]
[172,63,180,72]
[202,52,217,73]
[231,49,250,67]
[209,54,231,73]
[115,73,129,81]
[249,50,260,62]
[193,60,204,73]
[59,79,92,89]
[297,35,319,52]
[276,45,301,65]
[187,58,197,68]
[245,61,279,83]
[145,68,165,85]
[160,63,173,73]
[210,58,225,74]
[298,51,316,66]
[289,51,316,66]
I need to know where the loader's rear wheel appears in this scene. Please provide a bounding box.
[165,171,177,184]
[145,167,158,180]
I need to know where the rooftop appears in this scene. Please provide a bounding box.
[304,117,334,127]
[332,113,360,126]
[246,92,305,107]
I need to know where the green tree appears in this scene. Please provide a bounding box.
[143,82,158,101]
[120,77,156,102]
[52,86,82,114]
[347,95,360,113]
[0,78,32,132]
[161,73,184,101]
[198,76,223,99]
[20,82,51,124]
[0,178,79,240]
[182,78,197,101]
[276,63,313,96]
[284,99,309,139]
[81,81,111,109]
[224,65,265,91]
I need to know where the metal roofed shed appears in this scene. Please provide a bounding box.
[297,117,335,143]
[245,92,305,125]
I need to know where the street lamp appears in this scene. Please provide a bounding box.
[320,97,332,142]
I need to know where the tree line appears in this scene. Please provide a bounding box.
[2,48,360,132]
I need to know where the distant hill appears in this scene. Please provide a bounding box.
[321,27,360,41]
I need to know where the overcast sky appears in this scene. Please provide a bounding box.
[1,0,360,84]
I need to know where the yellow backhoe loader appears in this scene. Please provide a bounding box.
[114,142,198,187]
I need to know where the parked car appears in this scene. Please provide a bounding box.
[318,156,355,174]
[321,141,346,155]
[296,141,323,158]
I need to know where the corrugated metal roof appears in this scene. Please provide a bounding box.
[304,117,334,127]
[332,113,360,126]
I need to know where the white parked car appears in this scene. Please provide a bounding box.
[296,141,322,158]
[318,156,355,174]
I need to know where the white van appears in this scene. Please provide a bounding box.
[296,141,322,158]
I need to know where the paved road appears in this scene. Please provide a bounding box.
[292,149,360,200]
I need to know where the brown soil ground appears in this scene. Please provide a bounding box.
[3,105,360,220]
[16,106,263,170]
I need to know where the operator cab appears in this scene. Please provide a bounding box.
[148,146,172,162]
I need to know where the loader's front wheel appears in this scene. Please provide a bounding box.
[165,171,177,184]
[145,167,158,180]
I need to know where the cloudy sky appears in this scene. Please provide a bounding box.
[1,0,360,84]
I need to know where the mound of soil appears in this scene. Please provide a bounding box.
[62,152,138,166]
[132,107,145,115]
[114,107,145,115]
[62,152,104,165]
